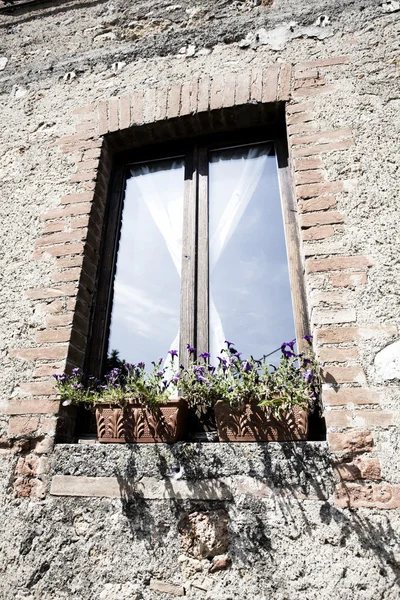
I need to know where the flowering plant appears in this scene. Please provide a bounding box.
[54,338,320,416]
[178,337,320,418]
[53,351,180,410]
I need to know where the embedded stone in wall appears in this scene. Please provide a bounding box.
[374,340,400,381]
[0,57,7,71]
[179,510,229,559]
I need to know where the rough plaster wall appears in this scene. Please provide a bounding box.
[0,0,400,598]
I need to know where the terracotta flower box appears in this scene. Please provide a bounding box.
[95,398,187,443]
[214,400,308,442]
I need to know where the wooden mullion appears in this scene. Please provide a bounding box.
[275,138,310,353]
[179,147,198,367]
[196,146,209,356]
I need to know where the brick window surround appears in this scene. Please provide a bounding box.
[6,56,399,508]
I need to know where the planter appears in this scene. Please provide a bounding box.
[95,399,187,443]
[215,400,308,442]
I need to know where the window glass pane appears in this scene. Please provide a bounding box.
[107,158,184,368]
[209,143,295,363]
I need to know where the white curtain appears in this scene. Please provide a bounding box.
[209,145,269,360]
[130,161,183,372]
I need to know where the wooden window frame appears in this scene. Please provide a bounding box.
[86,125,309,378]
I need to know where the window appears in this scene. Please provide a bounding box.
[87,128,308,378]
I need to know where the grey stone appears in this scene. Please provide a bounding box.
[149,580,185,596]
[374,340,400,381]
[0,57,8,71]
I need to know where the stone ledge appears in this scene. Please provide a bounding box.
[50,475,233,500]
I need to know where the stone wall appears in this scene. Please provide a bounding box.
[0,0,400,598]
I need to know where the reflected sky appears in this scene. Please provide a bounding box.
[107,158,184,368]
[209,143,295,363]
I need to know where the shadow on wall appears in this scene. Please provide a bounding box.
[112,441,400,585]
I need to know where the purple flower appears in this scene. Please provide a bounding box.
[156,370,164,377]
[224,340,234,348]
[241,360,252,373]
[172,373,181,384]
[302,369,314,382]
[303,335,313,343]
[196,374,210,385]
[137,362,145,369]
[186,344,196,354]
[72,368,81,377]
[208,365,216,374]
[233,352,242,359]
[168,350,178,358]
[282,350,295,359]
[199,352,210,360]
[281,339,296,351]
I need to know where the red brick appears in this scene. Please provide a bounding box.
[60,139,102,154]
[71,215,90,229]
[323,388,381,406]
[326,409,393,429]
[180,81,191,115]
[223,73,236,108]
[45,313,74,328]
[70,170,97,183]
[330,272,368,287]
[9,416,40,436]
[301,210,344,227]
[328,429,373,453]
[198,77,210,112]
[167,84,181,119]
[42,220,65,234]
[189,79,199,113]
[295,170,324,185]
[250,68,263,102]
[36,230,86,247]
[10,346,69,362]
[52,268,81,284]
[296,56,350,70]
[84,148,102,160]
[119,95,131,129]
[322,366,366,384]
[291,128,353,147]
[335,482,400,510]
[235,71,250,105]
[210,75,224,110]
[294,68,319,79]
[73,104,95,116]
[54,132,95,147]
[287,112,314,125]
[333,457,381,482]
[36,329,71,344]
[292,84,338,99]
[311,290,352,305]
[288,122,318,135]
[42,202,91,222]
[294,157,324,171]
[294,76,325,89]
[131,92,144,125]
[299,196,337,213]
[75,120,95,133]
[296,181,345,200]
[20,379,57,395]
[33,363,65,378]
[26,285,77,300]
[313,308,356,325]
[262,64,280,103]
[155,86,168,121]
[77,159,99,172]
[292,139,355,158]
[302,225,335,241]
[108,97,119,132]
[55,256,84,269]
[34,242,85,260]
[277,63,292,101]
[41,300,65,314]
[286,101,314,114]
[6,398,59,414]
[318,325,398,344]
[307,256,370,273]
[318,346,358,363]
[143,87,156,123]
[61,191,94,205]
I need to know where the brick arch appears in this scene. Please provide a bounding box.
[7,57,397,508]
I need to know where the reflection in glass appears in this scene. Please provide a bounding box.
[107,158,184,368]
[209,143,295,362]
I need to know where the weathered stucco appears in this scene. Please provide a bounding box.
[0,0,400,598]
